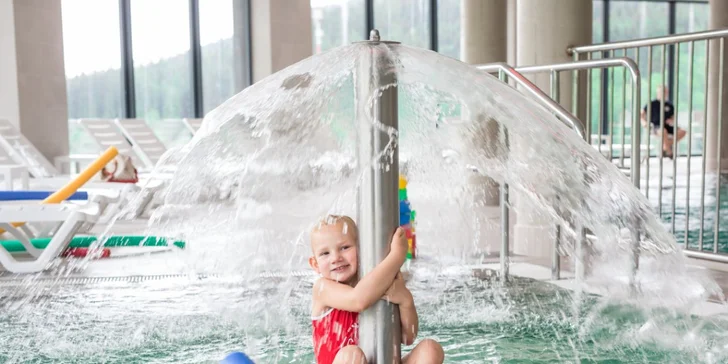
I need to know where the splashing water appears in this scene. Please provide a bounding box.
[3,41,727,362]
[157,40,718,297]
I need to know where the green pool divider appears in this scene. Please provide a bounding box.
[0,235,185,253]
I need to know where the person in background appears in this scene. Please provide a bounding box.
[641,85,687,159]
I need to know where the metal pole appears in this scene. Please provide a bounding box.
[699,40,711,252]
[631,49,642,280]
[119,0,136,118]
[500,183,509,279]
[568,28,728,54]
[713,38,725,254]
[356,29,402,364]
[498,70,510,281]
[685,40,695,248]
[552,225,561,280]
[189,0,204,117]
[550,70,562,280]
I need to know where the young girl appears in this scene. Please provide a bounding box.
[308,215,444,364]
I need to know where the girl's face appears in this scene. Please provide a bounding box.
[309,222,359,284]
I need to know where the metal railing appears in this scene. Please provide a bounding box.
[476,63,587,139]
[469,63,585,279]
[514,59,641,281]
[570,28,728,263]
[475,61,642,282]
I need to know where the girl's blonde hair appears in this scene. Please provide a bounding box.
[311,214,359,241]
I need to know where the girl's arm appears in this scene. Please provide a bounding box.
[384,273,419,345]
[313,228,408,313]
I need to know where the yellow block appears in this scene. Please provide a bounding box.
[1,146,119,233]
[399,174,407,189]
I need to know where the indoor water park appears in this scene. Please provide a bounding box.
[2,1,728,363]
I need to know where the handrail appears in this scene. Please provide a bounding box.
[475,63,586,140]
[571,28,728,265]
[476,59,642,283]
[513,58,642,189]
[568,28,728,54]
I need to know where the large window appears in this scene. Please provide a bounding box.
[609,1,670,42]
[311,0,366,54]
[676,2,709,34]
[594,0,710,156]
[200,0,237,113]
[131,0,194,122]
[593,0,604,44]
[675,2,710,155]
[62,0,122,154]
[437,0,460,59]
[130,0,194,147]
[374,0,431,49]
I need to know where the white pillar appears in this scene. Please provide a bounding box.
[0,0,20,130]
[705,0,728,172]
[461,0,508,207]
[0,0,69,161]
[507,0,517,65]
[249,0,312,83]
[461,0,507,64]
[513,0,592,258]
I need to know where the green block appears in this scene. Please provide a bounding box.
[0,235,186,253]
[399,188,407,201]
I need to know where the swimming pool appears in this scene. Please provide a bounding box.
[1,260,725,363]
[649,171,728,254]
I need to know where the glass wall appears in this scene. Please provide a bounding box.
[61,0,122,154]
[61,0,715,154]
[437,0,460,60]
[130,0,193,122]
[311,0,366,54]
[675,2,710,155]
[130,0,194,146]
[373,0,431,49]
[609,0,670,108]
[199,0,236,114]
[609,1,670,42]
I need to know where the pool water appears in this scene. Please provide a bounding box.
[1,262,726,364]
[653,174,728,253]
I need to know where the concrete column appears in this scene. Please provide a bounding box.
[0,0,20,130]
[461,0,507,64]
[232,0,252,91]
[461,0,508,207]
[513,0,592,258]
[0,0,69,161]
[705,0,728,172]
[249,0,312,84]
[507,0,517,65]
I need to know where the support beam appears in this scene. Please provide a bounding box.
[355,29,402,364]
[0,0,69,162]
[706,0,728,172]
[514,0,592,259]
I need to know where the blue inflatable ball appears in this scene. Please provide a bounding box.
[220,351,254,364]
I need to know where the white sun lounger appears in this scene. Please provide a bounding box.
[113,118,182,172]
[77,118,148,170]
[0,119,159,219]
[0,202,100,273]
[182,118,203,135]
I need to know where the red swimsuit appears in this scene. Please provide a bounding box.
[312,308,359,364]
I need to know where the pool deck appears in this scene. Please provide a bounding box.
[489,256,728,317]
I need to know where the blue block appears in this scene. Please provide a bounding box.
[221,352,254,364]
[0,191,89,201]
[399,200,412,225]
